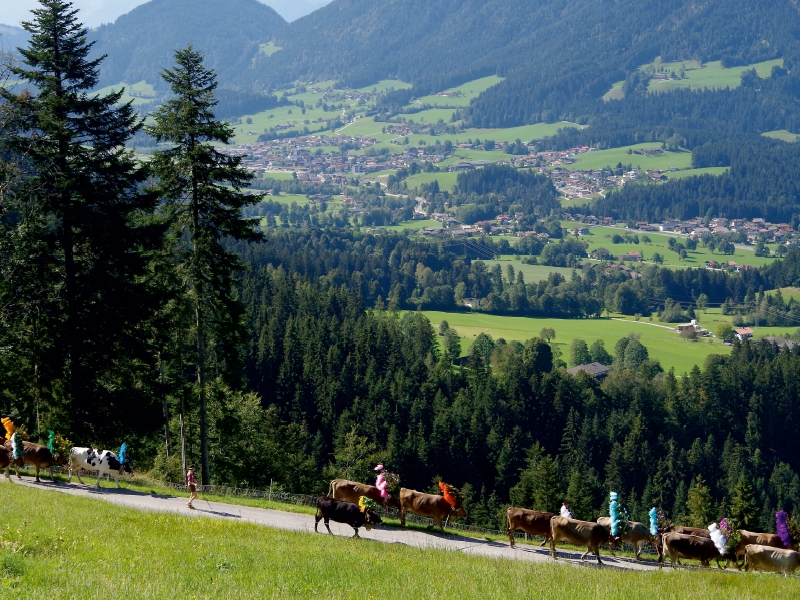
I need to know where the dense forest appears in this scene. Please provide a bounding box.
[3,1,800,536]
[86,0,286,89]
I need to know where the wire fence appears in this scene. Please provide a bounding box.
[24,465,656,555]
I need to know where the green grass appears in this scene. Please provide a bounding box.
[93,80,157,106]
[646,58,784,93]
[664,167,729,179]
[355,79,412,93]
[4,483,799,598]
[576,225,778,269]
[422,310,731,374]
[387,219,442,231]
[403,108,461,125]
[565,144,692,172]
[258,42,282,57]
[762,130,800,142]
[404,171,460,190]
[479,260,577,283]
[602,81,626,102]
[413,75,505,107]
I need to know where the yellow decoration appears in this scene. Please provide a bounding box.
[1,417,14,441]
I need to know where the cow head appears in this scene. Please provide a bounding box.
[452,505,467,519]
[364,510,383,531]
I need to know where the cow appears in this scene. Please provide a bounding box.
[68,447,132,488]
[550,516,611,565]
[0,444,10,478]
[597,517,653,560]
[314,497,382,538]
[399,487,467,534]
[660,531,722,568]
[744,544,800,576]
[735,530,791,559]
[506,507,554,548]
[4,439,64,482]
[327,479,401,516]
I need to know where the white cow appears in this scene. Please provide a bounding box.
[68,447,132,488]
[745,544,800,576]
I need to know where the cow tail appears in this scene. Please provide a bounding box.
[327,481,334,499]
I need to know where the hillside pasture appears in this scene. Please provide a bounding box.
[422,310,731,373]
[94,80,157,106]
[565,144,692,171]
[413,75,504,107]
[762,130,800,142]
[2,484,797,599]
[664,167,729,179]
[646,58,784,93]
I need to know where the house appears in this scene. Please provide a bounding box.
[763,336,797,350]
[566,362,611,381]
[619,252,641,262]
[735,327,754,341]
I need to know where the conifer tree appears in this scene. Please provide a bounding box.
[730,473,760,529]
[0,0,156,438]
[146,45,262,485]
[686,475,715,527]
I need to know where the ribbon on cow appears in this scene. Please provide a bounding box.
[2,417,14,441]
[438,481,462,509]
[560,503,573,519]
[119,443,128,466]
[649,507,658,537]
[609,492,620,536]
[47,430,56,454]
[11,432,23,459]
[777,510,792,548]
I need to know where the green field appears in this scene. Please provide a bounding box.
[94,80,157,106]
[479,260,577,283]
[404,171,460,190]
[413,75,505,107]
[664,167,729,179]
[576,225,777,269]
[258,42,282,57]
[403,108,461,125]
[3,484,796,599]
[387,219,442,231]
[763,130,800,142]
[646,58,784,93]
[566,144,692,172]
[422,310,730,374]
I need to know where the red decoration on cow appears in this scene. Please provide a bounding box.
[438,480,463,509]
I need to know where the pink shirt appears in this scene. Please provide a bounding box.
[187,471,197,485]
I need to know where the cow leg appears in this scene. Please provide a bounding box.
[4,466,9,479]
[96,473,102,487]
[35,466,41,482]
[113,473,121,489]
[594,544,602,566]
[399,509,406,527]
[314,513,321,533]
[550,537,558,560]
[507,525,515,548]
[49,467,55,483]
[436,517,445,535]
[633,541,640,561]
[324,519,333,536]
[352,527,360,539]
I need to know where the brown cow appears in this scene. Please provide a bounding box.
[597,517,653,560]
[660,531,722,568]
[399,487,467,534]
[735,530,791,559]
[550,516,610,565]
[0,444,10,478]
[328,479,401,515]
[507,507,554,548]
[744,544,800,576]
[4,440,63,482]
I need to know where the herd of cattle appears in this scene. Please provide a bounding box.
[2,442,797,577]
[0,437,132,487]
[323,478,800,577]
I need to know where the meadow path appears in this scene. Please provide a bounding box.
[7,477,665,572]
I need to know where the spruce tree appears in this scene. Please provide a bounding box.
[146,46,262,485]
[0,0,156,439]
[730,473,760,528]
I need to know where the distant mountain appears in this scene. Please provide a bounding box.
[263,0,332,22]
[88,0,287,89]
[256,0,800,127]
[0,23,29,58]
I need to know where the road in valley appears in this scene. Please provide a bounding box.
[7,477,667,572]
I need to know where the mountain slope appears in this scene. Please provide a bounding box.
[88,0,287,89]
[0,23,29,59]
[256,0,800,126]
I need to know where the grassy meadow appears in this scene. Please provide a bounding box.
[422,310,732,374]
[565,144,692,172]
[2,483,798,599]
[645,58,784,93]
[763,130,800,142]
[413,75,505,107]
[664,167,729,179]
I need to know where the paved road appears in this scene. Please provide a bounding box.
[5,477,666,572]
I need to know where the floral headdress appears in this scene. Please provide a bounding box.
[438,481,463,509]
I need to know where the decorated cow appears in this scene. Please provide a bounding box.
[68,444,132,488]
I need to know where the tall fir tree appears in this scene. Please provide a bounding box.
[146,45,262,485]
[0,0,158,439]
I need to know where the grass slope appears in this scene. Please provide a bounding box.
[422,310,730,374]
[646,59,784,93]
[2,483,798,598]
[565,144,692,172]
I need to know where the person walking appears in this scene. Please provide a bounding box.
[187,466,198,509]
